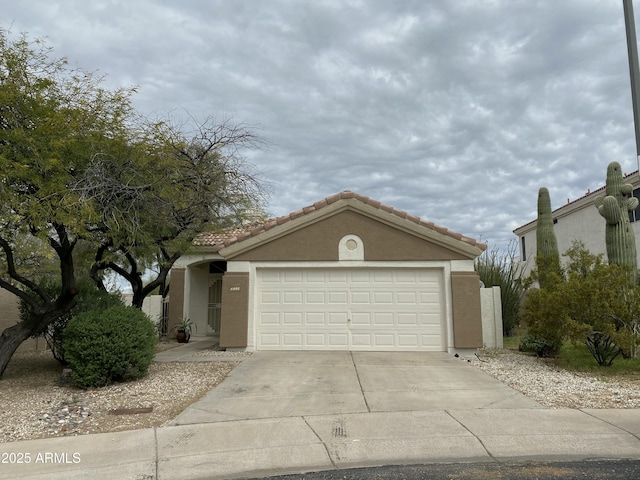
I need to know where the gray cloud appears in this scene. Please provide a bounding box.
[5,0,639,249]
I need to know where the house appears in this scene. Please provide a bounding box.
[168,191,499,353]
[513,171,640,277]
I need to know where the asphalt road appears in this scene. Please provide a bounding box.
[259,459,640,480]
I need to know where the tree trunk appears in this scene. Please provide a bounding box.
[0,322,33,379]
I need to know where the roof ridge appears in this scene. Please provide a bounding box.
[193,191,486,251]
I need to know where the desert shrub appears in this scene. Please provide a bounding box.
[523,242,640,364]
[63,305,156,388]
[518,333,561,357]
[520,286,565,357]
[585,331,622,367]
[475,241,528,336]
[21,279,124,364]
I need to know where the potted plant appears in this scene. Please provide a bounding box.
[172,318,196,343]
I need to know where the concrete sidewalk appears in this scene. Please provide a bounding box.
[2,346,640,480]
[2,408,640,480]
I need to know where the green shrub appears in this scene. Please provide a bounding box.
[518,333,562,358]
[520,286,565,357]
[21,279,124,365]
[63,305,156,388]
[585,331,622,367]
[522,241,640,366]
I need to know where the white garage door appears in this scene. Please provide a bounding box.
[256,268,445,351]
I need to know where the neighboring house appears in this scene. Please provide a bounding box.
[513,171,640,278]
[168,191,500,354]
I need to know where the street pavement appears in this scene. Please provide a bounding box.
[2,338,640,480]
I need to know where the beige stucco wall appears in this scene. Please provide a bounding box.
[0,289,47,352]
[230,210,470,262]
[219,272,249,348]
[167,268,185,334]
[450,271,483,348]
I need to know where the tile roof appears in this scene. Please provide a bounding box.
[193,191,487,251]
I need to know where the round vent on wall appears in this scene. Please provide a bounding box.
[339,234,364,260]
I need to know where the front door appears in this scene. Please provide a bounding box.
[207,276,223,335]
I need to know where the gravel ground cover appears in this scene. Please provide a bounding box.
[471,349,640,409]
[2,346,639,444]
[0,345,240,443]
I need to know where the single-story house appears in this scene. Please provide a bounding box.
[168,191,497,354]
[514,171,640,278]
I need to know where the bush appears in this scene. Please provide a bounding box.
[522,242,640,365]
[21,279,124,364]
[520,286,565,357]
[585,331,622,367]
[518,333,562,357]
[63,305,156,388]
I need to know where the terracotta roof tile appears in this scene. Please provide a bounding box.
[192,191,487,251]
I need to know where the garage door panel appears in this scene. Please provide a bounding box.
[351,291,371,303]
[397,313,419,325]
[373,291,393,303]
[306,312,326,325]
[371,270,393,282]
[283,291,303,303]
[305,291,326,303]
[260,333,280,347]
[283,270,303,283]
[422,313,442,325]
[283,333,303,347]
[256,268,444,351]
[327,333,349,347]
[328,271,348,283]
[398,334,420,347]
[328,312,348,324]
[261,291,280,304]
[396,292,418,304]
[328,291,348,304]
[260,312,280,325]
[283,312,303,324]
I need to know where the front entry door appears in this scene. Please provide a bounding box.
[207,276,223,335]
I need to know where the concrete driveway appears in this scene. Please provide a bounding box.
[170,350,541,425]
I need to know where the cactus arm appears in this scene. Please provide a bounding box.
[594,196,604,209]
[600,196,622,225]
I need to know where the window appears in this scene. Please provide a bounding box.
[629,188,640,223]
[521,236,526,262]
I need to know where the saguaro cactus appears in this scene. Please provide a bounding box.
[536,187,561,288]
[594,161,639,280]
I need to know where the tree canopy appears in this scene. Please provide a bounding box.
[0,30,266,377]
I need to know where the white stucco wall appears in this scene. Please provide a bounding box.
[121,294,164,325]
[480,286,503,349]
[516,183,640,279]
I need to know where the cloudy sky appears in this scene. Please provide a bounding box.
[5,0,640,249]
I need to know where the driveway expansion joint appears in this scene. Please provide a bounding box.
[445,409,497,462]
[350,351,371,413]
[303,415,338,469]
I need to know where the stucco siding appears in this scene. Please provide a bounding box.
[450,271,483,348]
[231,210,469,262]
[518,197,640,278]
